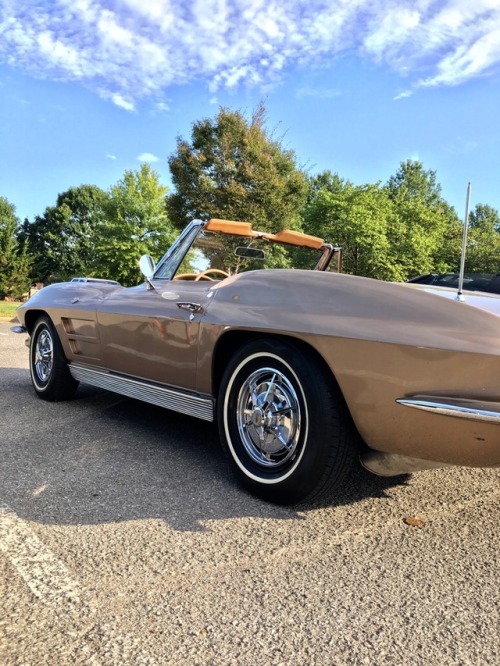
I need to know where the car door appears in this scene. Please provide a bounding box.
[96,278,215,391]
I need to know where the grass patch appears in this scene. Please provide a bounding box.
[0,301,22,319]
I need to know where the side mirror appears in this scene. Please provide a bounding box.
[139,254,155,279]
[139,255,156,290]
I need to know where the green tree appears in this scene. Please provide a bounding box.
[466,204,500,273]
[387,159,442,207]
[304,170,344,206]
[385,160,462,278]
[0,197,32,299]
[303,162,463,281]
[20,185,108,283]
[94,164,175,285]
[469,203,500,232]
[167,103,308,233]
[303,177,397,279]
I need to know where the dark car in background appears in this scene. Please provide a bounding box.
[408,272,500,295]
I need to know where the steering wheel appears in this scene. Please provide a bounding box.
[195,269,230,281]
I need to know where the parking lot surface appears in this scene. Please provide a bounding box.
[1,320,499,665]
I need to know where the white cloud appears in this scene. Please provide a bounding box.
[110,93,135,112]
[1,0,499,106]
[105,152,117,160]
[137,152,160,162]
[364,7,421,60]
[153,101,170,113]
[296,86,342,99]
[393,90,413,101]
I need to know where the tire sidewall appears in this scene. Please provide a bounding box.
[222,349,310,486]
[218,340,340,504]
[30,317,56,395]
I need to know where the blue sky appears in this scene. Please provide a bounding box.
[1,0,500,223]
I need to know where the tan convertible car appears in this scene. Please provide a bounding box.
[14,218,500,504]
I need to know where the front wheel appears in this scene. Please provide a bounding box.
[217,339,357,505]
[30,316,79,401]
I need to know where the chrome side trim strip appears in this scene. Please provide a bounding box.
[69,364,214,422]
[396,396,500,424]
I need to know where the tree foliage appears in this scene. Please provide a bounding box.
[4,106,500,289]
[167,104,308,233]
[93,164,175,285]
[20,185,108,283]
[387,159,442,207]
[385,161,462,278]
[303,161,464,281]
[0,197,32,299]
[468,203,500,232]
[303,178,397,279]
[466,204,500,273]
[17,168,174,288]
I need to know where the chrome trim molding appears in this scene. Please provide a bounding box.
[10,325,27,334]
[69,364,214,421]
[396,396,500,424]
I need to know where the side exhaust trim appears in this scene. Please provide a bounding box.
[360,450,450,477]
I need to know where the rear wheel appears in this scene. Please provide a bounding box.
[218,339,357,505]
[30,316,79,401]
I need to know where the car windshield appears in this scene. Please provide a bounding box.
[154,222,336,281]
[180,230,324,274]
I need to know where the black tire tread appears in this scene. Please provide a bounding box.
[299,360,358,505]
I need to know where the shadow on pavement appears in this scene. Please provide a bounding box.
[2,368,410,531]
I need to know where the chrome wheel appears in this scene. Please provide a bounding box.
[29,316,79,401]
[34,328,53,383]
[236,367,301,468]
[218,339,357,505]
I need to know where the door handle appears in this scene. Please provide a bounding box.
[177,302,204,314]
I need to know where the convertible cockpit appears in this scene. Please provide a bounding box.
[145,218,341,283]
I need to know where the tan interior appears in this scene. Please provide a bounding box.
[206,218,325,249]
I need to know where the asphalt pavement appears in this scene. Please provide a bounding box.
[0,319,499,665]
